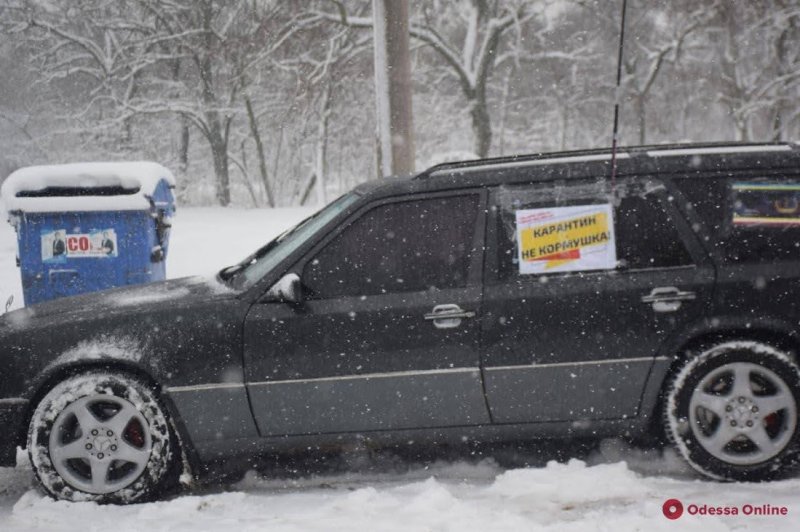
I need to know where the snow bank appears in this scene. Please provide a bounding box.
[4,455,800,531]
[1,162,175,213]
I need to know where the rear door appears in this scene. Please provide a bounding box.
[671,173,800,334]
[243,190,491,436]
[481,177,714,423]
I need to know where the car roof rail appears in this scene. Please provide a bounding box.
[417,141,797,178]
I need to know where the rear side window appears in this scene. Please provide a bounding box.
[493,179,693,280]
[616,193,694,269]
[673,177,800,264]
[303,195,480,298]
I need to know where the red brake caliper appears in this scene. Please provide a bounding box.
[124,420,145,448]
[764,413,779,432]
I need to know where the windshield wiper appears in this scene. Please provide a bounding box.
[219,264,244,281]
[218,208,328,285]
[218,234,285,284]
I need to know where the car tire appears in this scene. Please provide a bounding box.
[28,371,177,503]
[664,341,800,481]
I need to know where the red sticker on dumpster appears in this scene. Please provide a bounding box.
[41,229,118,262]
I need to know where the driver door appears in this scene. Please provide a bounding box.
[242,191,491,436]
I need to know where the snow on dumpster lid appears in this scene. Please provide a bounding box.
[1,161,176,213]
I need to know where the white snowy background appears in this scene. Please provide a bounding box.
[2,208,800,531]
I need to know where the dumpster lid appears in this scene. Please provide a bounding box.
[1,161,176,213]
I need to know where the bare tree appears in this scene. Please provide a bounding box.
[715,2,800,141]
[315,0,531,157]
[620,1,719,144]
[5,0,301,205]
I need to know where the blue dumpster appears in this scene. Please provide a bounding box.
[1,162,176,306]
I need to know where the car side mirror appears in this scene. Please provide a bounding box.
[264,273,303,305]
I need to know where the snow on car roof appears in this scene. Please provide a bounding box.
[1,161,175,213]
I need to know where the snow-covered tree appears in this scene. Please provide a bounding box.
[4,0,302,205]
[713,1,800,141]
[315,0,535,157]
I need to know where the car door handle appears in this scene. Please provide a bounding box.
[641,286,696,313]
[424,304,475,329]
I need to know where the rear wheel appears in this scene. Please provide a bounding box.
[28,371,176,503]
[664,342,800,481]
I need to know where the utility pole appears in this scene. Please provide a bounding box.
[372,0,415,177]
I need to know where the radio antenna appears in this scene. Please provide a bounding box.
[610,0,628,193]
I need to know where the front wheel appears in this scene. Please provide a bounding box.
[664,341,800,481]
[28,371,176,503]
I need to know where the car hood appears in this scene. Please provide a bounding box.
[0,276,239,331]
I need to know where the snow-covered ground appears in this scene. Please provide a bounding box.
[2,207,800,531]
[2,441,800,531]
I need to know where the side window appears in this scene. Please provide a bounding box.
[303,195,480,298]
[674,177,800,264]
[493,179,693,280]
[615,193,694,269]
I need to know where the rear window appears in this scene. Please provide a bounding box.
[673,177,800,263]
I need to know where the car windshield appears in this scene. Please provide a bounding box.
[220,193,360,290]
